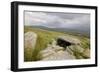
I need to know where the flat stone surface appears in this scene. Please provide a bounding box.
[42,50,75,61]
[57,36,80,45]
[40,45,76,61]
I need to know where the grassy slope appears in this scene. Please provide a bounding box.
[24,26,90,61]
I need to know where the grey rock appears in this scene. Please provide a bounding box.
[40,45,75,60]
[24,31,37,49]
[57,36,80,45]
[24,31,37,61]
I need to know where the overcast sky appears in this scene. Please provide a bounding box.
[25,11,90,29]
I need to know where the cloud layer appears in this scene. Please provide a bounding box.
[25,11,90,29]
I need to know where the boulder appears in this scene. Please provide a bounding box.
[24,31,37,61]
[57,36,80,45]
[24,31,37,49]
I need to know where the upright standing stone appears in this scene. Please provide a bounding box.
[25,31,37,49]
[24,31,37,61]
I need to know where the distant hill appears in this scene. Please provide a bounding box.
[26,25,90,37]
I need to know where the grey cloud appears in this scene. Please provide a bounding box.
[25,11,90,30]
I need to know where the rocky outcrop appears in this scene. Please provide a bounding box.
[39,36,89,60]
[39,45,76,61]
[42,50,75,61]
[40,45,64,58]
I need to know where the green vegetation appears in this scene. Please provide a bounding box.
[24,26,90,61]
